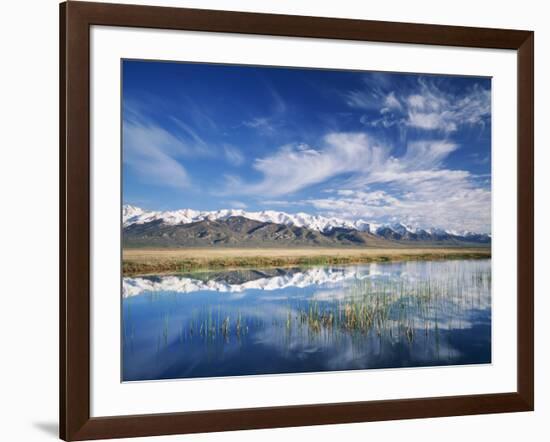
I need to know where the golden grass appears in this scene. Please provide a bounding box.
[122,247,491,276]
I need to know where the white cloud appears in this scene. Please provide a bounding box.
[228,133,459,198]
[170,116,207,147]
[123,120,191,188]
[405,81,490,132]
[384,91,402,110]
[407,112,457,132]
[360,113,404,129]
[261,199,299,207]
[402,140,457,167]
[123,102,247,188]
[122,101,230,189]
[345,73,393,110]
[227,133,387,197]
[225,130,490,232]
[242,85,287,134]
[345,90,376,109]
[407,94,428,109]
[354,78,490,134]
[338,77,491,230]
[325,139,491,231]
[306,177,491,233]
[227,200,248,209]
[223,145,245,166]
[168,116,217,156]
[301,140,490,233]
[243,117,275,132]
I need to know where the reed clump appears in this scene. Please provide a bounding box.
[149,261,491,350]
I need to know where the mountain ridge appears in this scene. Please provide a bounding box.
[123,206,491,248]
[123,205,490,240]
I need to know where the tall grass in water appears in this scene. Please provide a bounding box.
[153,261,491,349]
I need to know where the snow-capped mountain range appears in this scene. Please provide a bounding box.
[123,205,490,241]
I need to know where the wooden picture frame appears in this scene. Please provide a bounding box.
[60,1,534,440]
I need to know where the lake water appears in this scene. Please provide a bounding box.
[122,259,491,381]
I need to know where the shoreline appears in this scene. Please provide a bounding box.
[122,247,491,276]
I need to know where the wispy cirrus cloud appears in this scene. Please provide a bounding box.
[226,200,248,209]
[169,116,208,149]
[404,83,490,132]
[306,174,491,233]
[123,119,191,189]
[223,144,245,166]
[384,91,403,111]
[226,133,387,197]
[124,99,250,187]
[328,75,491,231]
[243,117,277,133]
[225,131,490,232]
[227,134,457,197]
[242,83,287,135]
[344,72,393,110]
[122,100,218,189]
[354,77,491,134]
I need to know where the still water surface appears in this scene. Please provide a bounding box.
[122,259,491,381]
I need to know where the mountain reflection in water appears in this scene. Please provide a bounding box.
[122,259,491,381]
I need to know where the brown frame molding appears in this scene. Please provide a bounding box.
[60,1,534,440]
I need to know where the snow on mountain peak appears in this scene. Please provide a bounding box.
[122,205,489,239]
[122,205,144,220]
[122,204,373,233]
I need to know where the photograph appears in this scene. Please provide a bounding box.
[121,60,492,382]
[2,0,543,440]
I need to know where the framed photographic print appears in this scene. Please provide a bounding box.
[60,1,534,440]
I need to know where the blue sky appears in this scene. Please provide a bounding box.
[122,60,491,233]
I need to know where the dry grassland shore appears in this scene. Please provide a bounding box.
[122,247,491,276]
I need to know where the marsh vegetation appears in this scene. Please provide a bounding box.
[122,259,491,381]
[122,247,491,275]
